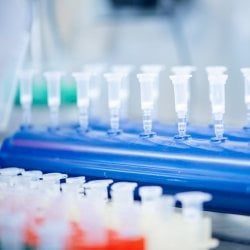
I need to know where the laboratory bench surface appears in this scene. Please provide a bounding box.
[1,107,250,249]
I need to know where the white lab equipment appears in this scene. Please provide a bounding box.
[139,186,163,203]
[137,73,157,137]
[0,167,25,176]
[104,73,124,134]
[84,179,113,201]
[18,70,34,128]
[240,68,250,128]
[176,191,212,220]
[44,71,63,129]
[72,72,91,132]
[169,74,192,139]
[208,74,228,141]
[111,182,138,205]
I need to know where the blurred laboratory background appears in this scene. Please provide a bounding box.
[1,0,250,132]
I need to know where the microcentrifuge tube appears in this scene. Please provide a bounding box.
[112,64,134,119]
[141,64,165,119]
[18,70,34,128]
[171,66,196,103]
[208,74,228,142]
[83,64,107,118]
[137,73,157,137]
[104,73,124,134]
[169,74,192,139]
[72,72,91,132]
[176,191,212,220]
[206,66,228,104]
[241,68,250,128]
[140,64,165,101]
[44,71,63,129]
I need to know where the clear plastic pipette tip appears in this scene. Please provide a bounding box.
[18,69,34,128]
[240,68,250,129]
[169,74,192,140]
[208,74,228,142]
[176,191,212,220]
[44,71,63,130]
[72,72,92,132]
[104,73,124,135]
[137,73,157,137]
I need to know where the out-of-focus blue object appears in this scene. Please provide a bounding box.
[1,125,250,215]
[0,0,31,132]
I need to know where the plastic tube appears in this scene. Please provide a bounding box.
[66,176,86,186]
[139,186,163,203]
[169,74,192,139]
[140,64,165,100]
[0,167,25,176]
[206,66,228,104]
[104,73,124,134]
[208,74,228,142]
[83,64,107,100]
[18,69,34,128]
[111,182,141,239]
[112,64,135,119]
[42,173,68,195]
[72,72,91,132]
[137,73,157,137]
[176,191,212,220]
[240,68,250,128]
[44,71,63,129]
[111,182,138,205]
[171,66,196,103]
[84,179,113,201]
[83,64,107,119]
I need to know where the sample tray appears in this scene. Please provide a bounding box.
[1,125,250,215]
